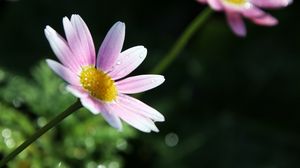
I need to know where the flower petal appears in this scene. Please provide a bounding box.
[242,5,265,18]
[46,59,80,86]
[70,14,96,66]
[80,96,123,130]
[110,102,158,132]
[250,0,293,8]
[250,14,278,26]
[80,96,100,114]
[97,22,125,72]
[66,85,87,98]
[116,75,165,94]
[118,94,165,122]
[109,46,147,80]
[63,17,92,66]
[207,0,223,11]
[100,103,123,131]
[44,26,81,73]
[226,12,246,37]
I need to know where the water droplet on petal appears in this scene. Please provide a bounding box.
[116,61,121,65]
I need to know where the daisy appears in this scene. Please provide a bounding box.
[45,14,165,133]
[197,0,293,36]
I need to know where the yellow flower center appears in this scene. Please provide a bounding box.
[224,0,247,5]
[80,66,117,102]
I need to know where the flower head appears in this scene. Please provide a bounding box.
[197,0,293,36]
[45,14,165,132]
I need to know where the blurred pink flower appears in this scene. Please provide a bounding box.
[197,0,293,36]
[45,14,165,132]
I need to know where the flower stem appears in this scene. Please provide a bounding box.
[0,99,82,167]
[151,8,213,74]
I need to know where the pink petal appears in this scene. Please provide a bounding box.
[118,94,165,122]
[242,6,278,26]
[250,14,278,26]
[110,102,158,132]
[63,17,93,66]
[207,0,223,11]
[250,0,293,8]
[226,12,246,37]
[70,15,96,66]
[80,96,123,130]
[116,75,165,94]
[44,26,81,73]
[100,103,123,130]
[46,59,80,86]
[80,95,101,114]
[242,5,265,18]
[109,46,147,80]
[66,85,87,98]
[97,22,125,72]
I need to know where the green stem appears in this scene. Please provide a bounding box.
[151,8,213,74]
[0,100,82,167]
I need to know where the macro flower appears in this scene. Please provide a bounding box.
[197,0,293,36]
[45,14,165,132]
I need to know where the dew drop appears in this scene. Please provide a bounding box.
[116,61,121,65]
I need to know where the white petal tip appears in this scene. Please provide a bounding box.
[44,26,51,35]
[45,25,54,32]
[155,116,165,122]
[152,126,160,133]
[156,75,165,86]
[286,0,293,6]
[116,21,125,25]
[62,17,70,22]
[114,21,125,30]
[45,59,53,65]
[71,14,82,20]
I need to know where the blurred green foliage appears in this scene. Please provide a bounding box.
[0,62,136,167]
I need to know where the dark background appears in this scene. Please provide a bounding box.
[0,0,300,167]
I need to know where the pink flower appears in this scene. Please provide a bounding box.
[197,0,293,36]
[45,15,165,132]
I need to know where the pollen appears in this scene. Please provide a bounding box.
[80,66,117,102]
[225,0,247,5]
